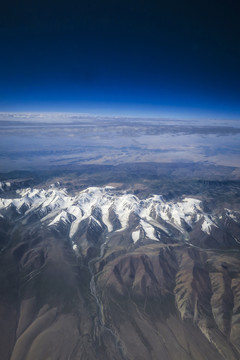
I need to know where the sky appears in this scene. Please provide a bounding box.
[0,0,240,119]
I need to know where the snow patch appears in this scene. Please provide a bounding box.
[0,198,12,209]
[132,229,140,243]
[140,219,158,241]
[48,210,70,227]
[225,208,238,222]
[73,244,78,251]
[201,216,217,235]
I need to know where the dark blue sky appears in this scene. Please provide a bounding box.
[1,0,240,119]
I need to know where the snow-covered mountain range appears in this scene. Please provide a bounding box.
[0,183,239,249]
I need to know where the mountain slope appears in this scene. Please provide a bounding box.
[0,182,240,359]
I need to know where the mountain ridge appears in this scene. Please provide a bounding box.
[0,181,240,359]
